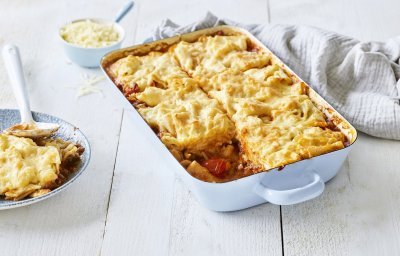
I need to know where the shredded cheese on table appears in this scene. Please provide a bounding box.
[76,73,105,97]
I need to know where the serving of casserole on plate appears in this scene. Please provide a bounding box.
[0,134,83,200]
[0,110,90,209]
[101,26,357,210]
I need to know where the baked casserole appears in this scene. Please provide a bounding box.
[0,133,84,200]
[105,32,348,183]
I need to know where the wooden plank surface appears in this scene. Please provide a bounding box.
[166,183,281,256]
[269,0,400,41]
[0,0,136,255]
[280,134,400,256]
[134,0,269,43]
[270,0,400,255]
[100,110,176,256]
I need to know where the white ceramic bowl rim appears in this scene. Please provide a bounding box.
[58,18,126,50]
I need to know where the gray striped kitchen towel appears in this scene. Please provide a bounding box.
[153,12,400,140]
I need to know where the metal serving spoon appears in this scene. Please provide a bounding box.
[2,44,59,138]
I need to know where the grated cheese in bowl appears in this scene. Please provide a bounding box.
[59,18,125,67]
[60,19,120,48]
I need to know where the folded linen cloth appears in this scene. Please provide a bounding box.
[152,13,400,140]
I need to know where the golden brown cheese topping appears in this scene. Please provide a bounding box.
[108,33,347,182]
[174,35,270,85]
[137,78,236,154]
[0,134,83,200]
[110,52,188,92]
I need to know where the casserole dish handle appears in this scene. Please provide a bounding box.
[253,172,325,205]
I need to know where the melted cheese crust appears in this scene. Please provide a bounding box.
[109,52,188,91]
[109,34,346,180]
[0,134,81,200]
[0,134,60,199]
[174,35,270,86]
[137,78,236,153]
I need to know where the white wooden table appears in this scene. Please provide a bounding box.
[1,0,400,255]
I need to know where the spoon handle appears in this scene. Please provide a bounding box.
[114,1,134,23]
[2,44,34,124]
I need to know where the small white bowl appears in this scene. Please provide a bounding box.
[59,18,125,68]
